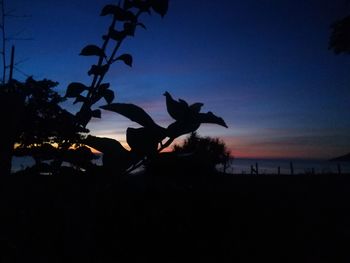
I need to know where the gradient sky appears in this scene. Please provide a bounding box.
[6,0,350,159]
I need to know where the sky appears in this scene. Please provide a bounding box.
[5,0,350,159]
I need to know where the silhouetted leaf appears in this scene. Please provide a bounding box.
[91,109,102,118]
[100,4,136,21]
[98,83,110,91]
[62,146,97,167]
[100,4,117,16]
[73,95,87,104]
[137,22,147,30]
[76,109,92,126]
[84,135,132,170]
[189,102,204,113]
[178,99,189,107]
[88,64,109,76]
[80,45,106,57]
[124,0,134,10]
[124,0,152,12]
[109,29,126,41]
[116,54,133,67]
[151,0,168,17]
[124,23,136,36]
[127,127,159,155]
[65,82,88,98]
[124,10,137,22]
[164,91,189,121]
[166,120,200,138]
[102,89,115,104]
[84,135,127,154]
[100,103,156,127]
[198,112,228,128]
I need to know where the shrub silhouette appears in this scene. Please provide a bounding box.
[144,132,231,176]
[173,132,231,173]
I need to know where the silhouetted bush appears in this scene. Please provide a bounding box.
[173,132,231,172]
[146,132,231,176]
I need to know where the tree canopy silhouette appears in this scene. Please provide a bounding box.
[0,78,90,174]
[173,132,231,173]
[329,15,350,54]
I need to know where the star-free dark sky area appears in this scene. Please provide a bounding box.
[6,0,350,159]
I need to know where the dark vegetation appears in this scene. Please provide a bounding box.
[0,1,349,262]
[329,14,350,54]
[331,152,350,162]
[1,0,227,176]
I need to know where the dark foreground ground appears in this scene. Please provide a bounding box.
[0,169,350,262]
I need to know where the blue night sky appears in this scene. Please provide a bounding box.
[6,0,350,159]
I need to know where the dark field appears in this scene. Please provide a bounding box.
[1,170,350,262]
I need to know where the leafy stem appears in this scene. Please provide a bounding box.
[78,7,144,127]
[123,137,175,175]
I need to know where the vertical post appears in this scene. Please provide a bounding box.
[255,162,259,175]
[337,164,341,175]
[290,162,294,175]
[9,45,14,82]
[278,166,280,175]
[1,0,6,84]
[250,165,254,175]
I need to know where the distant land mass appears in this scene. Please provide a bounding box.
[330,153,350,162]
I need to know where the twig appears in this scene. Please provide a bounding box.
[1,0,6,83]
[14,66,30,77]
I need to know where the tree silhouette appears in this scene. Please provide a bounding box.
[0,80,25,174]
[173,132,231,173]
[329,15,350,54]
[1,78,89,174]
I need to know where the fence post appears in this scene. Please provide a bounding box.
[337,164,341,175]
[290,162,294,175]
[9,45,15,82]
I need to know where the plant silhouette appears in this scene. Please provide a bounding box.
[329,15,350,54]
[0,0,228,175]
[69,0,170,127]
[68,0,228,175]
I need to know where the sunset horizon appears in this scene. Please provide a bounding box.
[5,0,350,160]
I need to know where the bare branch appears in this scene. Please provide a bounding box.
[14,57,29,66]
[6,37,33,41]
[14,66,30,77]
